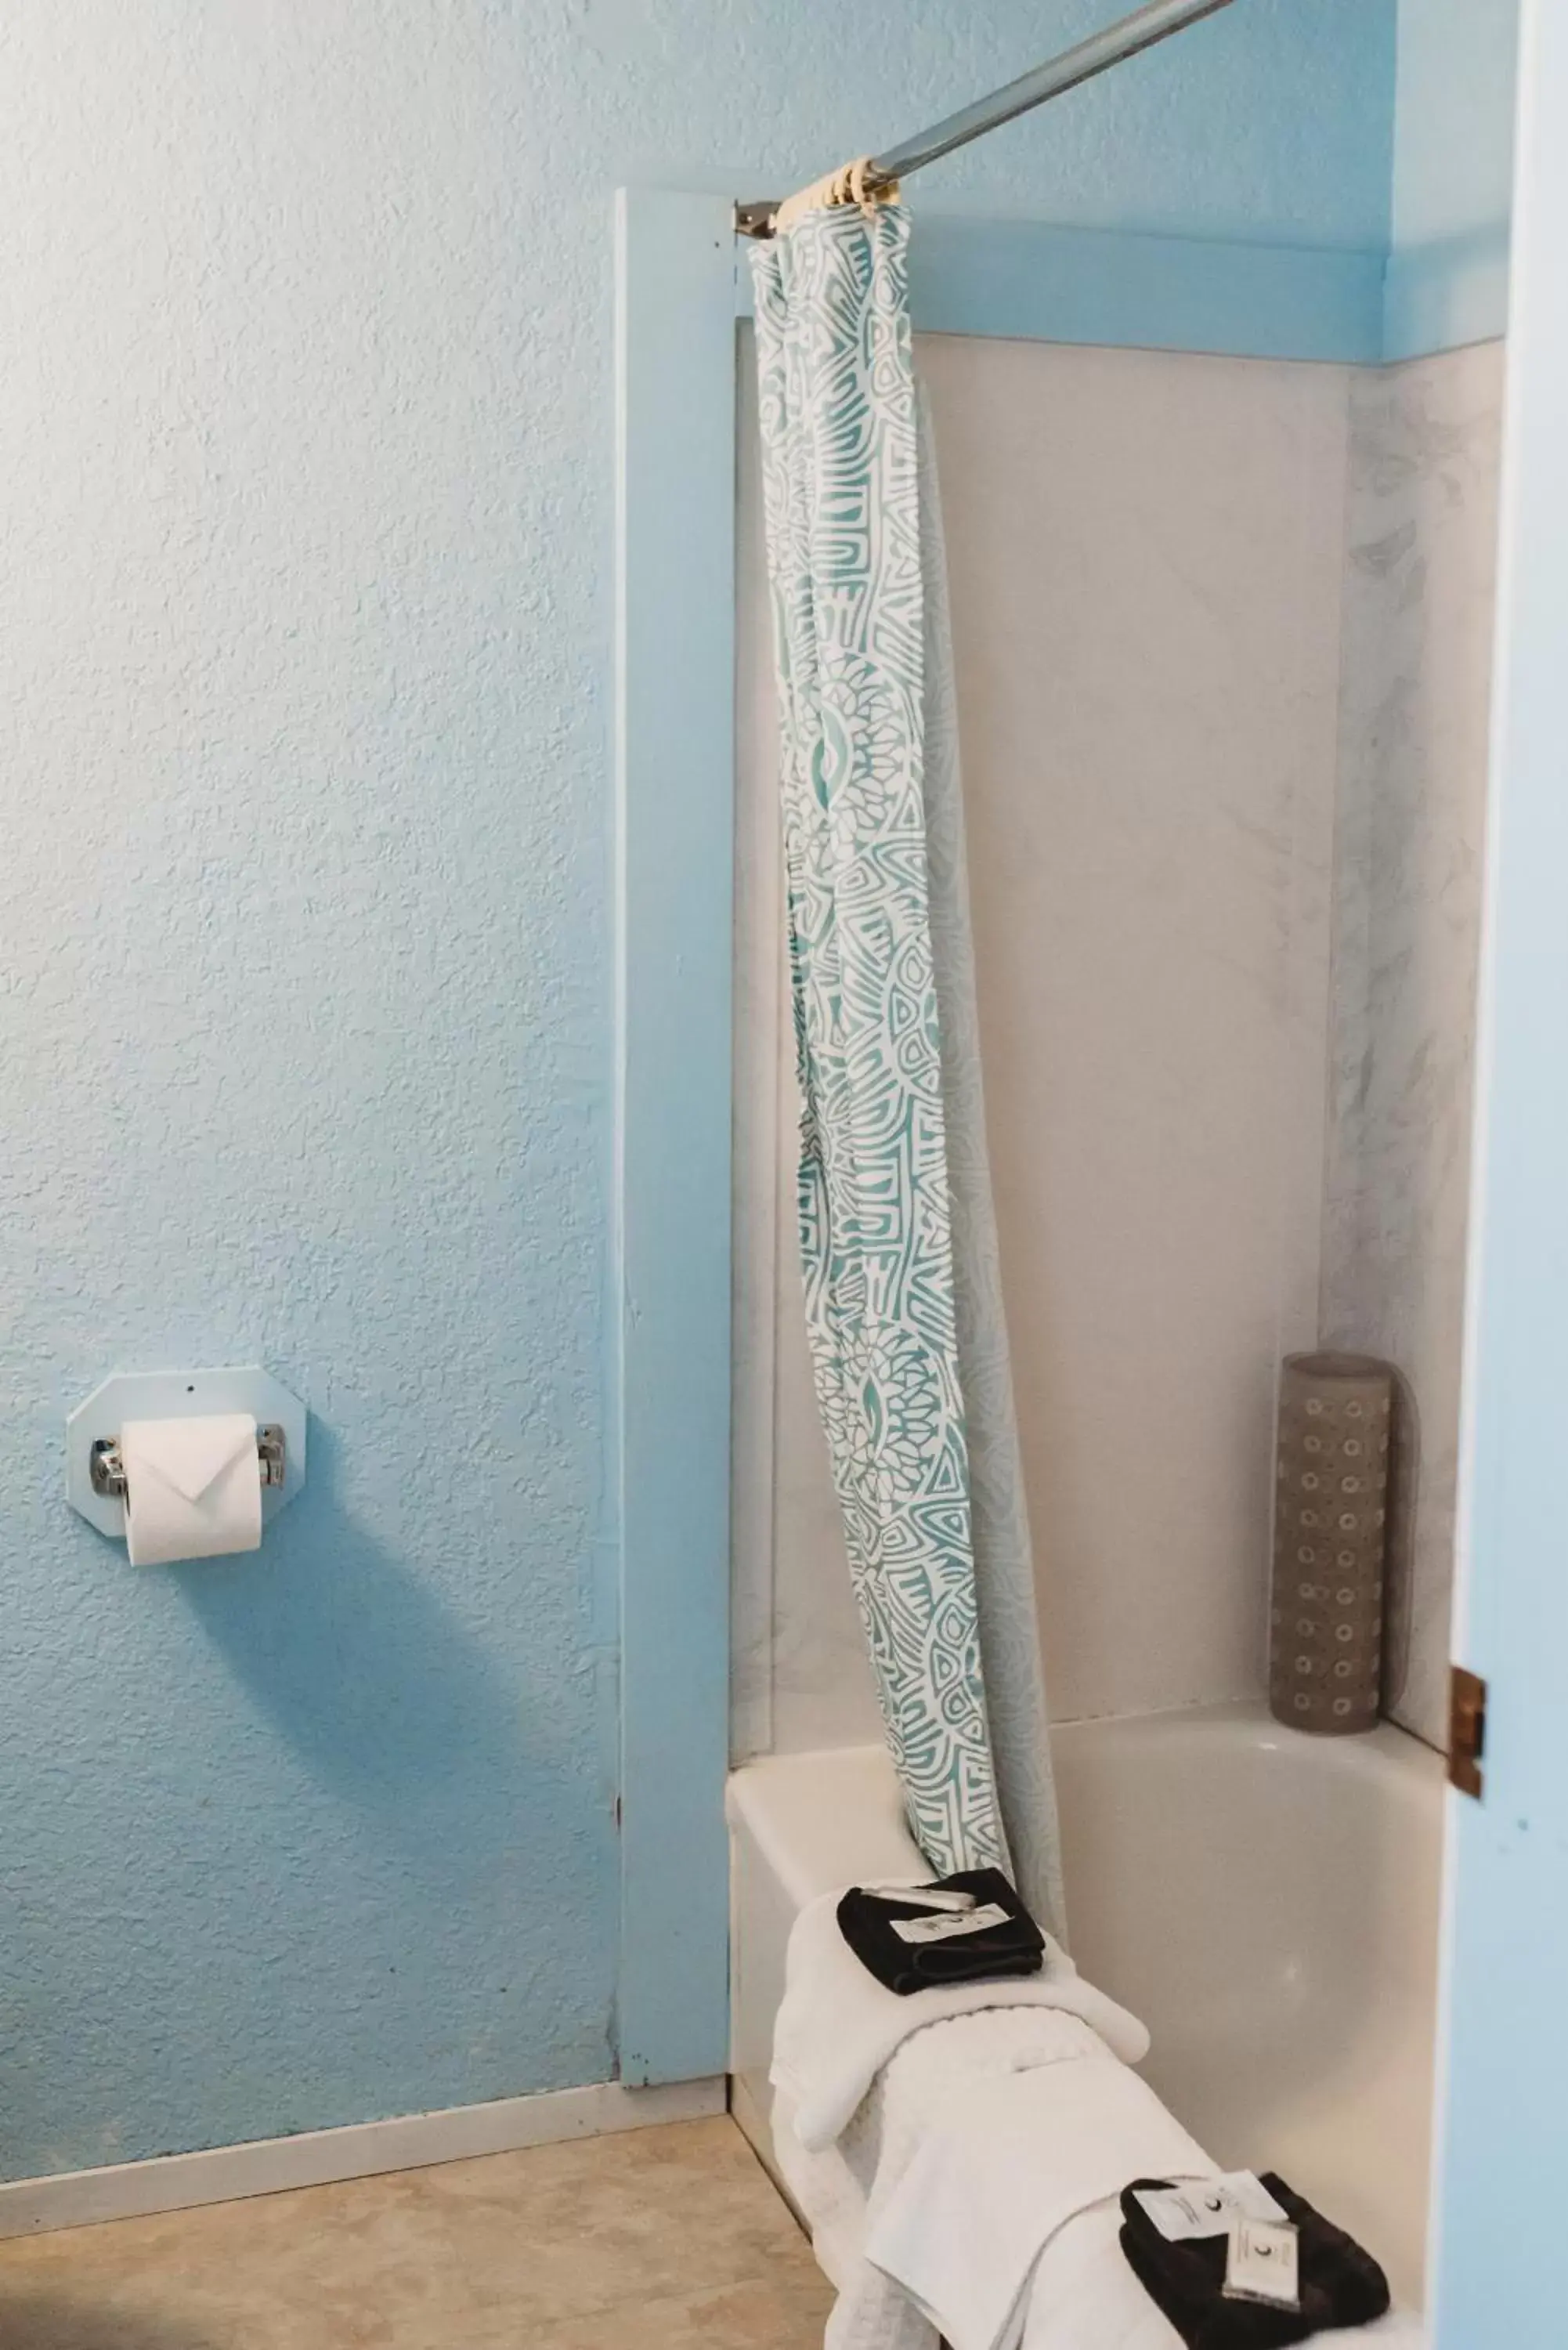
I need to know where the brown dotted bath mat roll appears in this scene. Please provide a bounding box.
[1270,1353,1393,1734]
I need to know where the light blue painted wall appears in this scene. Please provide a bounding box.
[735,220,1388,360]
[1388,0,1520,356]
[1433,6,1568,2334]
[0,0,1394,2177]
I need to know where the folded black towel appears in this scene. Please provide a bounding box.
[836,1867,1045,1996]
[1119,2174,1391,2348]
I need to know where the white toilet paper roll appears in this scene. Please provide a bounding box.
[119,1412,264,1566]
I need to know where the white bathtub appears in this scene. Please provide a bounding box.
[727,1701,1444,2312]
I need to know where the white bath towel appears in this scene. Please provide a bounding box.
[775,2005,1429,2350]
[865,2052,1216,2350]
[777,2005,1117,2350]
[772,1886,1151,2151]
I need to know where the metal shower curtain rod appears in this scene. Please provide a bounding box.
[734,0,1239,237]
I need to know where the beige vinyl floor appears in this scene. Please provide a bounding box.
[0,2118,833,2349]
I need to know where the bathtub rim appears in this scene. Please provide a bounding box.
[732,1697,1446,1818]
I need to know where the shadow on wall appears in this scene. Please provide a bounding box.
[174,1419,555,1893]
[0,2299,219,2350]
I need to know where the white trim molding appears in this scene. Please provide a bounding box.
[0,2076,727,2241]
[612,185,736,2086]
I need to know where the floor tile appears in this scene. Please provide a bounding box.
[0,2118,833,2350]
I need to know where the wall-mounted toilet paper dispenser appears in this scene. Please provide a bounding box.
[89,1423,287,1499]
[67,1367,306,1564]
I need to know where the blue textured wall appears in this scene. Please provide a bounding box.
[1393,0,1519,253]
[1387,0,1519,355]
[0,0,1394,2177]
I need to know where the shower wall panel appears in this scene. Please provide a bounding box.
[1321,342,1506,1750]
[734,330,1353,1751]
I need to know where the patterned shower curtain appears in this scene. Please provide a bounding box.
[750,203,1064,1935]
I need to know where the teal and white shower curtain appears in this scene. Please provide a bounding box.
[750,204,1064,1935]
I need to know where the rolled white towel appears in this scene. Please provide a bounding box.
[776,1998,1428,2350]
[865,2052,1216,2350]
[773,1885,1151,2152]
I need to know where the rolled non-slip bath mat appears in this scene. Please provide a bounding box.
[1270,1354,1393,1735]
[1118,2172,1391,2347]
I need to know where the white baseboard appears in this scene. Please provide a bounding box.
[0,2074,728,2240]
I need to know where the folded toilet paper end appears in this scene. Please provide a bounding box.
[118,1413,266,1566]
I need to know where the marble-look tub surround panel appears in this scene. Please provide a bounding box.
[735,334,1503,1759]
[1321,344,1506,1750]
[735,331,1351,1748]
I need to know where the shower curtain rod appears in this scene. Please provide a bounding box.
[735,0,1239,237]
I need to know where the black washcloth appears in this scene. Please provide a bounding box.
[836,1867,1045,1996]
[1118,2174,1392,2348]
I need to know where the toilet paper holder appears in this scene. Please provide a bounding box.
[66,1365,307,1546]
[89,1423,287,1500]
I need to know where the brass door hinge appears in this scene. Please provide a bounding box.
[1449,1665,1488,1799]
